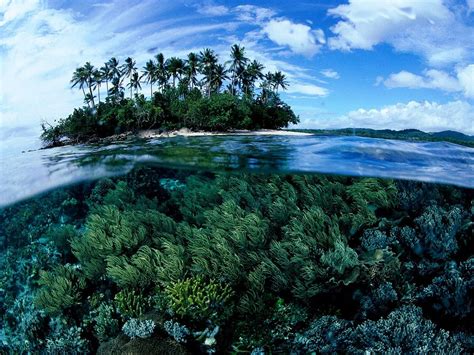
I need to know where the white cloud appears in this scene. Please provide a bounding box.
[262,18,325,57]
[232,5,326,58]
[0,0,39,26]
[233,5,276,23]
[457,64,474,98]
[320,69,340,79]
[287,83,328,97]
[197,4,229,16]
[468,0,474,14]
[381,65,474,98]
[327,0,474,66]
[383,70,461,92]
[302,100,474,135]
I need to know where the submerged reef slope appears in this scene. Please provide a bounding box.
[0,168,472,353]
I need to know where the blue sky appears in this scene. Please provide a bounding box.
[1,0,473,135]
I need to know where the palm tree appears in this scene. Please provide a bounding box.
[272,71,289,93]
[100,63,112,95]
[121,57,137,98]
[228,44,248,95]
[199,48,218,97]
[109,76,124,103]
[83,62,96,107]
[155,53,167,91]
[84,92,95,107]
[128,72,142,96]
[92,69,103,103]
[142,60,157,97]
[185,52,199,90]
[108,57,122,81]
[70,66,88,102]
[211,64,229,92]
[166,57,185,88]
[243,60,265,95]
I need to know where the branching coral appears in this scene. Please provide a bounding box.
[396,205,464,261]
[418,258,473,322]
[89,303,120,342]
[165,277,234,323]
[122,318,156,339]
[348,305,461,353]
[164,320,190,343]
[45,317,89,353]
[293,315,352,353]
[114,289,151,319]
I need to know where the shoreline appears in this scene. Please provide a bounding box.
[137,128,313,139]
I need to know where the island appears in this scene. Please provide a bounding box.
[40,45,299,147]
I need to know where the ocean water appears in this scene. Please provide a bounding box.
[0,135,473,353]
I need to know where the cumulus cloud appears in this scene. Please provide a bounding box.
[383,70,461,92]
[262,19,325,57]
[231,5,326,57]
[327,0,474,66]
[320,69,340,79]
[303,100,474,135]
[457,64,474,98]
[380,65,474,98]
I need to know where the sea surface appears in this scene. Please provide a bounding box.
[1,134,473,207]
[0,134,473,353]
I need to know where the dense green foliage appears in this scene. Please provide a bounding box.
[0,169,472,353]
[41,46,299,146]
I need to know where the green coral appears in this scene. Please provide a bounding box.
[165,277,234,323]
[90,302,120,342]
[71,202,177,281]
[114,289,151,319]
[35,265,86,315]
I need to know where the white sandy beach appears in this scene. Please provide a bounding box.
[137,128,313,139]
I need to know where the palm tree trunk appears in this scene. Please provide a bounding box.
[231,71,235,95]
[97,86,101,103]
[106,80,109,96]
[81,87,89,107]
[150,83,153,98]
[88,85,95,107]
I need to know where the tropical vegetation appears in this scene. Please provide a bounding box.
[41,45,298,146]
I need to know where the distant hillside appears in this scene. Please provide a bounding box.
[293,128,474,148]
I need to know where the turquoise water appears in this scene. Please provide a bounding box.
[1,134,473,207]
[0,135,473,353]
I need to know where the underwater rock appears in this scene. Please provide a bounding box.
[97,333,189,355]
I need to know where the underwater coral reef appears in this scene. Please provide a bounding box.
[0,168,472,353]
